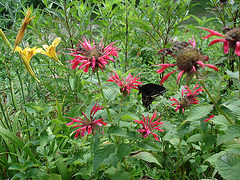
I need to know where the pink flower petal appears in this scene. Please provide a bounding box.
[177,70,184,84]
[160,69,178,85]
[189,36,196,48]
[204,64,219,71]
[197,27,225,39]
[235,41,240,56]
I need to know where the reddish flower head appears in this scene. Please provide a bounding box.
[203,115,215,122]
[69,37,119,73]
[198,27,240,56]
[182,83,204,103]
[154,36,218,84]
[107,71,142,95]
[170,85,202,113]
[67,103,107,138]
[134,112,164,141]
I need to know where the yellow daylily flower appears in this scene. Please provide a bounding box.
[15,46,43,82]
[13,9,35,52]
[41,37,63,66]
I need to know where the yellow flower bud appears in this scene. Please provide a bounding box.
[13,9,35,52]
[0,29,12,49]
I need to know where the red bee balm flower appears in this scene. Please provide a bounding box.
[107,71,142,95]
[203,115,215,122]
[154,37,218,84]
[134,112,164,141]
[67,103,107,138]
[198,27,240,56]
[69,37,119,73]
[170,84,202,113]
[182,83,204,103]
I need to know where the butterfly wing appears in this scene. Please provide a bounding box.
[138,84,166,109]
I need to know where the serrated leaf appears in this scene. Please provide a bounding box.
[223,104,240,119]
[216,153,240,180]
[107,126,126,136]
[186,104,213,121]
[217,125,240,146]
[204,151,226,166]
[121,113,139,120]
[187,133,203,143]
[212,115,231,131]
[93,144,116,172]
[48,174,62,180]
[103,88,119,102]
[131,151,162,167]
[112,171,131,180]
[117,143,132,160]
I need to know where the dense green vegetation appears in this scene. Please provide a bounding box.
[0,0,240,179]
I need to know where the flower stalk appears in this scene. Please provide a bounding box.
[96,71,113,122]
[198,80,233,124]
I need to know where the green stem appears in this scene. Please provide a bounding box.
[123,158,129,170]
[239,56,240,99]
[198,80,233,124]
[176,137,182,177]
[96,71,113,122]
[16,68,26,104]
[0,96,10,130]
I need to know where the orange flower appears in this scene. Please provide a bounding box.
[13,9,35,51]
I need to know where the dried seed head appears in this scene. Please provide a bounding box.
[176,47,204,73]
[226,28,240,49]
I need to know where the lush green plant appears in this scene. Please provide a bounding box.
[0,0,240,179]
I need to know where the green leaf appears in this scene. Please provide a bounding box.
[217,125,240,146]
[107,126,126,136]
[93,144,116,172]
[216,153,240,180]
[204,151,226,166]
[48,174,62,180]
[56,158,70,180]
[187,133,203,143]
[121,113,139,120]
[0,126,39,165]
[117,143,132,160]
[130,151,162,167]
[186,104,213,122]
[103,88,119,102]
[136,142,160,151]
[212,79,222,102]
[212,115,231,131]
[229,161,240,180]
[112,171,131,180]
[226,70,239,80]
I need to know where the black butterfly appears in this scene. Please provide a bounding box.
[138,83,166,110]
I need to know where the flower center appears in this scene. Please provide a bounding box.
[179,98,188,108]
[176,47,204,72]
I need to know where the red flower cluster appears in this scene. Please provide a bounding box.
[69,37,119,73]
[170,84,203,113]
[203,115,215,122]
[154,37,218,84]
[134,112,164,141]
[198,27,240,56]
[67,103,107,138]
[107,71,142,95]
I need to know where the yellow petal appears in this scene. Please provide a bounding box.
[52,37,61,46]
[41,37,63,66]
[15,46,23,53]
[21,54,40,82]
